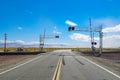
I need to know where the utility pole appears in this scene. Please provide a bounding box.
[4,33,7,52]
[39,35,59,52]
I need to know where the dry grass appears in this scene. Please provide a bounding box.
[0,48,39,52]
[0,48,73,52]
[72,48,120,53]
[0,47,120,53]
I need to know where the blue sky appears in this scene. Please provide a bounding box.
[0,0,120,48]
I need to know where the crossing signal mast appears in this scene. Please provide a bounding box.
[39,28,60,52]
[67,18,103,56]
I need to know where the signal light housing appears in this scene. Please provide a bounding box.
[55,35,59,38]
[68,26,75,31]
[91,42,97,45]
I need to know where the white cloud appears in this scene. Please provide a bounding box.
[65,20,77,26]
[44,42,69,48]
[0,40,70,48]
[70,33,90,42]
[103,24,120,33]
[25,41,39,45]
[0,40,4,43]
[68,18,120,48]
[53,31,62,34]
[18,27,22,30]
[45,42,68,45]
[103,35,120,48]
[7,40,14,43]
[79,18,120,48]
[53,26,62,34]
[15,40,39,45]
[15,40,25,44]
[70,33,120,48]
[0,40,14,44]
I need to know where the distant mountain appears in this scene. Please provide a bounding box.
[0,42,69,48]
[0,43,23,48]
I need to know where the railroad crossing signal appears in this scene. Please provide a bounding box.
[68,26,75,31]
[67,18,103,56]
[91,42,97,45]
[39,34,60,52]
[40,35,60,52]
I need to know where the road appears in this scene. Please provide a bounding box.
[0,50,120,80]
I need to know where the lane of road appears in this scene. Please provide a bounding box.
[0,50,120,80]
[60,51,120,80]
[0,52,59,80]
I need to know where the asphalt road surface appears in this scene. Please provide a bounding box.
[0,50,120,80]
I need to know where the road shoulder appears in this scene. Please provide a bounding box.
[74,52,120,76]
[0,54,41,72]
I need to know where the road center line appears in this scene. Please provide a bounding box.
[56,57,62,80]
[52,56,62,80]
[80,56,120,79]
[0,55,42,75]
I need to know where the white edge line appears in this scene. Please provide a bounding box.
[81,56,120,79]
[80,56,120,79]
[0,56,42,75]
